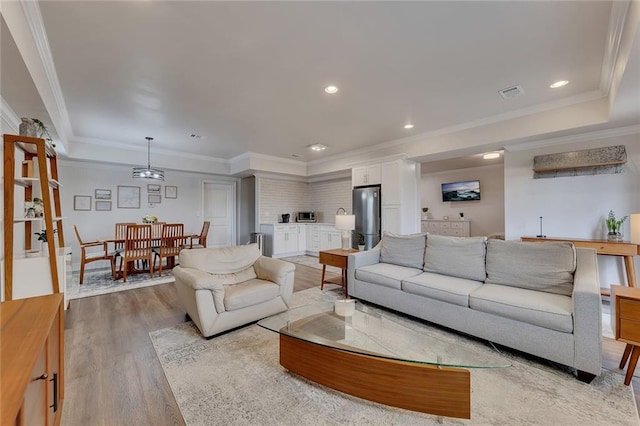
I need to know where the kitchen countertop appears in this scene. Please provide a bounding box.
[260,222,336,226]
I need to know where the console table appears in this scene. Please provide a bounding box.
[521,236,639,295]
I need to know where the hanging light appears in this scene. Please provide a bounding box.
[132,137,165,180]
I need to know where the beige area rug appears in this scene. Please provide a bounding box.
[281,255,342,274]
[150,288,638,426]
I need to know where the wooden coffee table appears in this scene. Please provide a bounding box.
[319,248,359,297]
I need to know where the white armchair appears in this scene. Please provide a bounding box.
[173,243,295,338]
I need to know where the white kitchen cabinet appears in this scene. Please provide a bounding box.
[260,224,302,258]
[320,229,342,251]
[380,159,420,235]
[306,225,320,253]
[352,164,381,187]
[422,219,470,237]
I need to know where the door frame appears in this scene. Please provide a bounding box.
[201,179,238,247]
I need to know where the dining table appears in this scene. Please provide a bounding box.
[99,226,198,280]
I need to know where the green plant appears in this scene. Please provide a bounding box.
[35,229,56,242]
[606,210,627,233]
[31,118,53,141]
[357,233,365,245]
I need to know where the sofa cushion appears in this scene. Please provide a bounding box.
[224,279,280,311]
[180,244,261,277]
[424,235,487,282]
[402,272,484,307]
[469,284,573,333]
[380,232,427,269]
[485,240,576,296]
[355,263,423,290]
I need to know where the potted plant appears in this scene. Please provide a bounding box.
[606,210,627,241]
[357,233,366,251]
[459,212,464,219]
[35,229,56,243]
[421,207,429,220]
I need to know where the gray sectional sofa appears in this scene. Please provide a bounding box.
[347,233,602,380]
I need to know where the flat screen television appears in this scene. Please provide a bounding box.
[441,180,481,202]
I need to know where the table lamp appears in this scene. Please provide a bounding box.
[335,208,355,250]
[631,214,640,245]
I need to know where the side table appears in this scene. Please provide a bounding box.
[319,248,359,298]
[611,285,640,385]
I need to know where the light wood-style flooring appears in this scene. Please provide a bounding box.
[62,264,639,425]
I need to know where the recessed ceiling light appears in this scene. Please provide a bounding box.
[550,80,569,89]
[324,85,338,94]
[403,124,415,129]
[483,152,501,160]
[307,143,328,152]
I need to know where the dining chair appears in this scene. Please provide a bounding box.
[153,223,185,276]
[114,222,135,270]
[74,225,116,284]
[118,224,154,282]
[189,221,210,249]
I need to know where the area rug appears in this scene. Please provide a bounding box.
[67,268,175,300]
[281,255,342,274]
[150,288,638,426]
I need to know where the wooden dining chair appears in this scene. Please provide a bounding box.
[114,222,135,270]
[189,221,210,249]
[74,225,116,284]
[153,223,185,276]
[119,224,154,282]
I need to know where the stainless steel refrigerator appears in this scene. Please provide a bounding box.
[352,185,381,250]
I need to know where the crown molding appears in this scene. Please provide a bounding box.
[308,90,606,168]
[504,123,640,152]
[19,0,73,145]
[253,172,309,183]
[1,97,21,133]
[230,151,308,167]
[600,0,631,96]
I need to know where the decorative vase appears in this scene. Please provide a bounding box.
[608,232,623,242]
[19,118,38,137]
[358,244,365,251]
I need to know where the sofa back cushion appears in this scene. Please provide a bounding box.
[180,244,261,284]
[485,240,576,296]
[424,235,487,281]
[380,232,426,269]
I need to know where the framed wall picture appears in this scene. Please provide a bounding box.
[148,194,161,204]
[147,184,161,193]
[95,189,111,200]
[165,185,178,199]
[95,201,112,211]
[117,185,141,209]
[74,195,92,211]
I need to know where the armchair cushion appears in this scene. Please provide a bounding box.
[254,256,295,285]
[224,280,280,311]
[180,243,261,277]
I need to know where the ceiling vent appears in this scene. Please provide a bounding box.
[498,85,524,99]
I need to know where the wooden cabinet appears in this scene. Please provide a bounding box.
[422,219,470,237]
[1,294,65,425]
[352,164,381,187]
[3,134,66,302]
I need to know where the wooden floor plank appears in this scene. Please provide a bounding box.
[61,262,639,424]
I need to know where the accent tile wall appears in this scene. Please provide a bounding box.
[258,177,352,224]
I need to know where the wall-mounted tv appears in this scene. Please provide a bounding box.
[441,180,481,202]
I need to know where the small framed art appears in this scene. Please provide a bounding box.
[95,189,111,200]
[96,201,112,211]
[74,195,92,211]
[149,194,161,204]
[117,186,141,209]
[147,184,161,193]
[165,185,177,199]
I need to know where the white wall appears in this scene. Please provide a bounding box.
[421,164,505,237]
[504,133,640,290]
[309,177,353,222]
[59,160,237,271]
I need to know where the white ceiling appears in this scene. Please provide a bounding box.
[1,1,638,173]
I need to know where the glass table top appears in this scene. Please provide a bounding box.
[258,301,511,369]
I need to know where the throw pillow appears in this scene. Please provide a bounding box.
[380,231,427,270]
[485,239,576,296]
[424,235,487,281]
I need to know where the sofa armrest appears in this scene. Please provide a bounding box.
[173,266,226,312]
[347,248,381,293]
[254,256,295,306]
[571,248,602,375]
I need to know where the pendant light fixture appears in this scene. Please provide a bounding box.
[132,136,165,180]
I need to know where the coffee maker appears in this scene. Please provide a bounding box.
[281,213,290,223]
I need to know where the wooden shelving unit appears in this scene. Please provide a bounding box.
[3,134,65,301]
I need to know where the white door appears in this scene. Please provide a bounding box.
[203,181,236,248]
